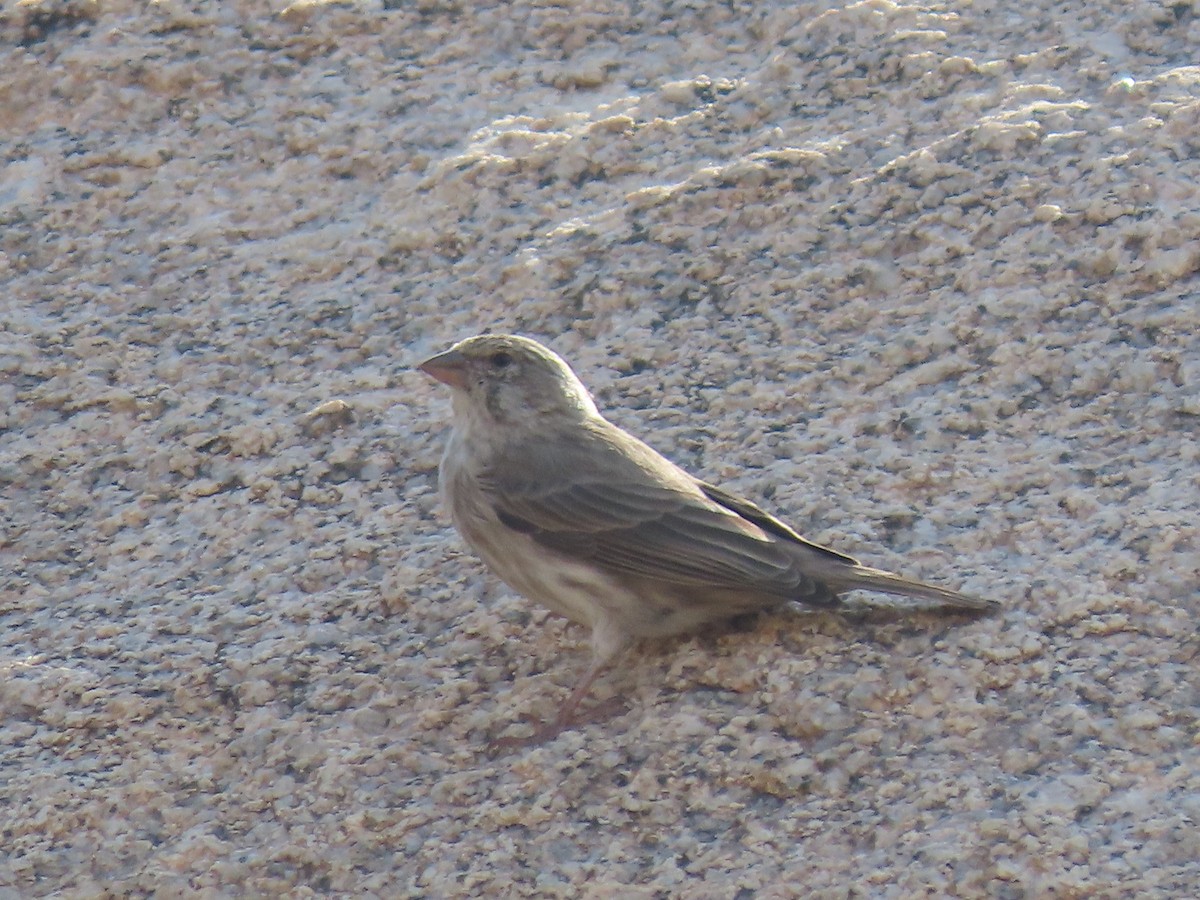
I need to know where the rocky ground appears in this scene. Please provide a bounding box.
[2,0,1198,896]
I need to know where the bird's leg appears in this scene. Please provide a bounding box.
[551,653,615,729]
[557,618,633,725]
[487,658,612,752]
[487,623,631,752]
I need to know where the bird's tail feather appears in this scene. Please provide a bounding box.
[830,565,998,613]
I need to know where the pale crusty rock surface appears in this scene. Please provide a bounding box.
[2,0,1198,895]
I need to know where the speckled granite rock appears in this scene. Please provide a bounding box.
[1,0,1197,896]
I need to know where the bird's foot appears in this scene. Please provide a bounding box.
[486,696,629,754]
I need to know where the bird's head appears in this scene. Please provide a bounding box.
[417,334,599,428]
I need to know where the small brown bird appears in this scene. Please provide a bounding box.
[419,334,997,740]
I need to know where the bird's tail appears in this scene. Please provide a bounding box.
[829,565,998,614]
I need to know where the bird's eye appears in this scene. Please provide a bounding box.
[490,351,513,369]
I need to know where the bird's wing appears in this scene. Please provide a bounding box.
[695,480,858,566]
[479,420,840,601]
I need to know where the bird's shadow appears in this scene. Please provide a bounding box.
[481,602,995,754]
[701,601,993,646]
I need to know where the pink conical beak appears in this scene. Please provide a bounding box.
[417,348,469,389]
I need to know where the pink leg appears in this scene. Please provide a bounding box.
[552,654,611,729]
[488,627,632,752]
[487,656,618,752]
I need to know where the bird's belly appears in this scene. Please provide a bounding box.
[524,561,623,629]
[457,519,613,627]
[472,528,764,638]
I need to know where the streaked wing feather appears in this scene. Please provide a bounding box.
[481,422,828,596]
[698,480,859,567]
